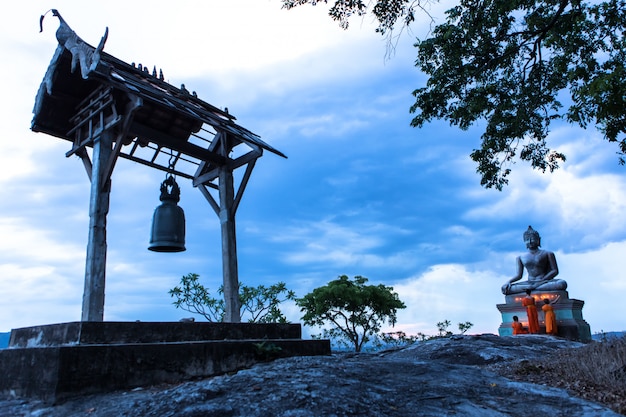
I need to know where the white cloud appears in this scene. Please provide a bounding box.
[385,241,626,337]
[264,218,420,270]
[0,218,85,265]
[463,130,626,251]
[558,242,626,332]
[0,262,83,329]
[1,0,625,337]
[388,264,504,336]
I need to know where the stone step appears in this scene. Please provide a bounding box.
[8,321,303,347]
[1,322,331,403]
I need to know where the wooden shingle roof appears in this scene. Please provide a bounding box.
[32,10,285,179]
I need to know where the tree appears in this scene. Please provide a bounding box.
[436,319,453,337]
[296,275,406,352]
[375,330,420,348]
[282,0,425,33]
[375,320,474,349]
[458,320,473,334]
[169,273,296,323]
[282,0,626,189]
[435,319,474,336]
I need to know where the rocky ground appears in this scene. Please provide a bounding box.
[1,334,623,417]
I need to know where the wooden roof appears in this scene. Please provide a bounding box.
[32,10,285,180]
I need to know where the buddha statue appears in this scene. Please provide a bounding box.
[501,226,568,295]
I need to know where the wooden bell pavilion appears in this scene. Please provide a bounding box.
[31,10,286,323]
[0,11,329,402]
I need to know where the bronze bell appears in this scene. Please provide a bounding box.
[149,175,186,252]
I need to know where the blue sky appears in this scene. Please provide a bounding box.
[1,0,625,336]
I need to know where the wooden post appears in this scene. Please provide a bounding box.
[81,130,113,321]
[219,164,241,323]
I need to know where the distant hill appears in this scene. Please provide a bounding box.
[592,331,625,341]
[0,332,9,349]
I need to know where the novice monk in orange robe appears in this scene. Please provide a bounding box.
[511,315,528,335]
[542,296,560,335]
[522,289,539,334]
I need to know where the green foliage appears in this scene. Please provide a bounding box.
[281,0,422,33]
[239,282,297,323]
[434,319,474,337]
[282,0,626,190]
[168,273,224,322]
[436,319,453,337]
[458,321,473,334]
[252,341,283,360]
[373,320,474,350]
[411,0,626,189]
[168,273,296,323]
[374,330,420,349]
[297,275,406,352]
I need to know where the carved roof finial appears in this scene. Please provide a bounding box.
[39,9,62,33]
[39,9,108,80]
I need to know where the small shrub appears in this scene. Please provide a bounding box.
[372,321,475,351]
[373,331,420,350]
[253,341,283,361]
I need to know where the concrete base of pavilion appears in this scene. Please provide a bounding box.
[497,290,592,342]
[0,321,330,403]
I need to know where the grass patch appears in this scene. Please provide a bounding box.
[497,335,626,415]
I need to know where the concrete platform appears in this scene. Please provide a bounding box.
[0,322,330,402]
[8,321,303,347]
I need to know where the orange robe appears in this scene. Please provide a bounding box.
[512,321,528,335]
[522,296,539,334]
[542,304,557,335]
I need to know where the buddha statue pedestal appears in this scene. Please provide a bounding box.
[497,290,591,342]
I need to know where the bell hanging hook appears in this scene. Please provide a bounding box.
[168,149,176,173]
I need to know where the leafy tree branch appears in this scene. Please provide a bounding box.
[168,273,224,322]
[169,273,296,323]
[282,0,626,189]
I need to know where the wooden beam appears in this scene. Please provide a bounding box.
[232,157,257,215]
[129,122,227,166]
[81,130,113,322]
[100,95,143,188]
[193,167,219,187]
[65,115,122,158]
[117,153,195,180]
[192,132,222,186]
[219,164,240,323]
[192,133,262,187]
[76,148,93,181]
[198,184,220,216]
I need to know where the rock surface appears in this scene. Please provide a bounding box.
[1,334,622,417]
